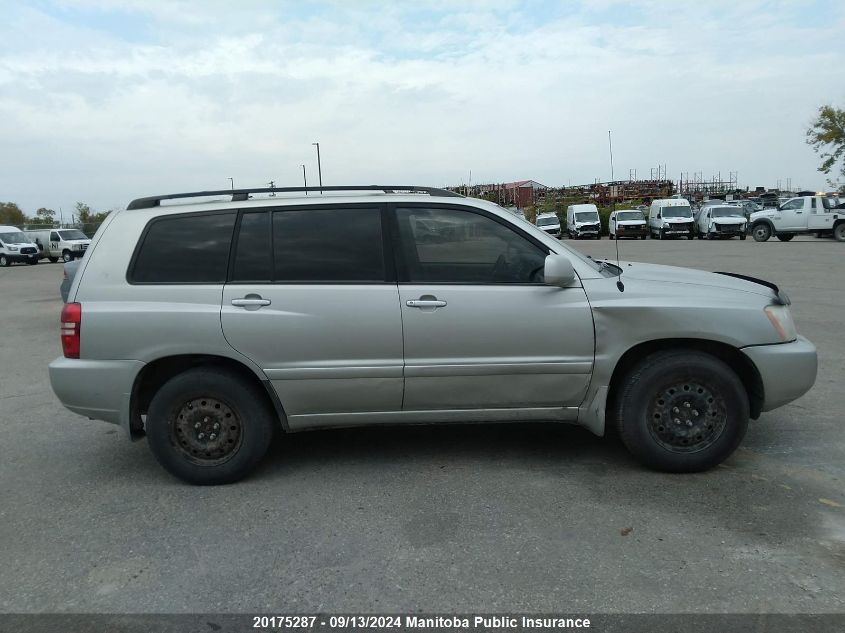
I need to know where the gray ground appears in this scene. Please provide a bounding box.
[1,236,843,614]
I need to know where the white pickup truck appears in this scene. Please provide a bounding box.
[749,196,843,242]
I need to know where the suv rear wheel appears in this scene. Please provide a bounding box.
[834,223,845,242]
[146,367,275,485]
[614,350,749,472]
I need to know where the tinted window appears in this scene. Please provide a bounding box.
[130,212,236,283]
[273,208,384,282]
[232,212,271,281]
[395,207,546,283]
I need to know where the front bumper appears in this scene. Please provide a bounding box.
[3,252,38,262]
[615,227,647,237]
[49,357,145,430]
[742,336,817,412]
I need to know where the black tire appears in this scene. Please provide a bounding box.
[752,223,771,242]
[48,257,59,263]
[659,229,665,240]
[641,235,647,240]
[609,234,614,240]
[0,255,9,267]
[146,367,276,485]
[28,258,38,265]
[777,234,794,242]
[615,350,749,473]
[62,250,73,263]
[835,223,845,242]
[739,234,747,241]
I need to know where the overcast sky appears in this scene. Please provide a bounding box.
[1,0,843,213]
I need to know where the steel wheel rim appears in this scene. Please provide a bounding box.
[646,380,728,453]
[754,226,769,240]
[170,397,243,465]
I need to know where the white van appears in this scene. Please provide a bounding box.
[0,226,40,267]
[535,212,561,237]
[24,228,91,262]
[648,198,695,239]
[565,204,601,239]
[696,205,747,240]
[609,209,648,240]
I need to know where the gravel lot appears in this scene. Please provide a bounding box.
[1,236,843,614]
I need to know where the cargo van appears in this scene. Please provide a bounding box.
[24,228,91,262]
[0,226,40,266]
[535,212,561,237]
[565,204,601,239]
[648,198,695,240]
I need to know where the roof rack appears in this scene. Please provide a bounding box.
[126,185,462,210]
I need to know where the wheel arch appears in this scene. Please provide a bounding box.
[606,338,765,424]
[128,354,288,439]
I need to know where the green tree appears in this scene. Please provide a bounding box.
[74,202,110,225]
[32,207,56,225]
[806,105,845,190]
[0,201,26,225]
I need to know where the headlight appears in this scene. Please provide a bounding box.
[8,246,19,251]
[764,305,797,342]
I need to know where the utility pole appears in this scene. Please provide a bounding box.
[228,177,234,191]
[268,180,275,196]
[301,165,308,194]
[312,142,323,194]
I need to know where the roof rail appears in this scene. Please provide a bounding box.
[126,185,462,210]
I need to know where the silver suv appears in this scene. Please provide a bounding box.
[50,185,818,484]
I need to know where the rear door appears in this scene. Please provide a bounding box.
[807,197,836,231]
[220,205,404,425]
[391,204,594,412]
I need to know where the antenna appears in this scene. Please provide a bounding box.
[609,130,624,292]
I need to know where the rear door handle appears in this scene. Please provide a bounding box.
[406,299,447,308]
[231,296,271,308]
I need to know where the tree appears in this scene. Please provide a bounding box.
[806,105,845,190]
[74,202,110,225]
[0,201,26,225]
[32,207,56,225]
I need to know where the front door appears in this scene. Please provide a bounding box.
[221,206,404,427]
[391,205,594,412]
[777,198,807,231]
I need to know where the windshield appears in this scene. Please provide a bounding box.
[537,216,559,226]
[662,205,692,218]
[0,232,29,244]
[59,230,88,240]
[575,212,599,222]
[711,207,743,218]
[616,211,643,221]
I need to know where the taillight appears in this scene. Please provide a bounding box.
[61,302,81,358]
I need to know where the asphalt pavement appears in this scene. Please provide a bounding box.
[0,236,843,613]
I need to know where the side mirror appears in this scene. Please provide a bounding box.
[544,254,576,287]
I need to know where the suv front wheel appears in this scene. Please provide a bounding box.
[614,350,749,472]
[146,367,275,485]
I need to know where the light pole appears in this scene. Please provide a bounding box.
[301,164,308,195]
[228,177,234,191]
[312,142,322,194]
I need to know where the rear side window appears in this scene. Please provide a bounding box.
[272,208,384,282]
[232,212,271,282]
[130,212,236,283]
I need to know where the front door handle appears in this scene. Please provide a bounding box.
[231,295,271,308]
[407,298,447,309]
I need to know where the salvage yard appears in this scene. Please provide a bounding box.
[0,236,843,613]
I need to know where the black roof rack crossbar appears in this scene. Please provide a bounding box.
[127,185,462,210]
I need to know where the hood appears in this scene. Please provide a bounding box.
[662,217,693,223]
[64,239,91,245]
[619,262,778,300]
[616,220,646,226]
